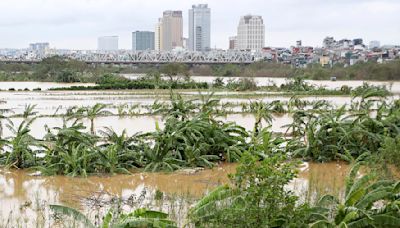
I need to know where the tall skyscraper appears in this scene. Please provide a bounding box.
[98,36,119,51]
[188,4,211,52]
[132,31,155,51]
[160,10,183,51]
[236,15,265,51]
[155,18,163,51]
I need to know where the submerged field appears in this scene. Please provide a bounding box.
[0,162,355,227]
[1,78,400,227]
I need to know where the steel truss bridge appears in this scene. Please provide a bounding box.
[0,50,269,64]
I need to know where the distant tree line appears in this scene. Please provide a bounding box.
[1,56,400,82]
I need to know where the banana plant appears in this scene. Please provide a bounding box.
[80,103,112,134]
[308,163,400,228]
[3,118,40,168]
[22,104,38,120]
[249,101,273,136]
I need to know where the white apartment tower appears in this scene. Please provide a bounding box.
[155,18,163,51]
[236,15,265,51]
[188,4,211,52]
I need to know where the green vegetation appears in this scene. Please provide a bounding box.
[0,56,117,82]
[291,85,399,162]
[0,92,251,176]
[1,58,400,84]
[49,72,391,98]
[303,60,400,81]
[1,87,399,176]
[51,73,209,90]
[189,154,400,227]
[199,60,400,80]
[189,152,304,227]
[50,205,177,228]
[307,162,400,227]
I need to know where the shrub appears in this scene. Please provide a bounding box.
[226,78,257,91]
[189,152,307,227]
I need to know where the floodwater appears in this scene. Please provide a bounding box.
[0,90,163,115]
[1,89,398,116]
[0,82,95,91]
[3,114,292,139]
[0,162,351,227]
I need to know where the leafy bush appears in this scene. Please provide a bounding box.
[50,205,177,228]
[212,77,225,88]
[379,136,400,168]
[189,152,308,227]
[226,78,257,91]
[307,163,400,227]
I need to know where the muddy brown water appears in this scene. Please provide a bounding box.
[3,114,291,138]
[0,82,95,91]
[0,162,350,226]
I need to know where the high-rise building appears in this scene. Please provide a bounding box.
[132,31,155,51]
[236,15,265,51]
[155,18,163,51]
[98,36,119,51]
[229,36,237,50]
[29,42,50,52]
[369,40,380,49]
[353,38,363,46]
[323,37,336,48]
[160,10,183,51]
[188,4,211,52]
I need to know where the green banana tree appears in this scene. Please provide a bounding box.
[80,103,112,134]
[40,120,99,176]
[22,104,38,119]
[249,101,273,136]
[309,163,400,228]
[3,118,40,168]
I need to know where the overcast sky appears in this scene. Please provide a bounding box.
[0,0,399,50]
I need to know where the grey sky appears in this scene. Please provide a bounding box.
[0,0,399,49]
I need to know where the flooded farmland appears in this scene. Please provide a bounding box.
[0,162,350,227]
[0,80,399,227]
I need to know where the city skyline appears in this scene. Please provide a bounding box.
[0,0,399,50]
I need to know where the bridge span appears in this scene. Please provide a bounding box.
[0,50,270,65]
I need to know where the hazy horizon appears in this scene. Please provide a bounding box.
[0,0,399,50]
